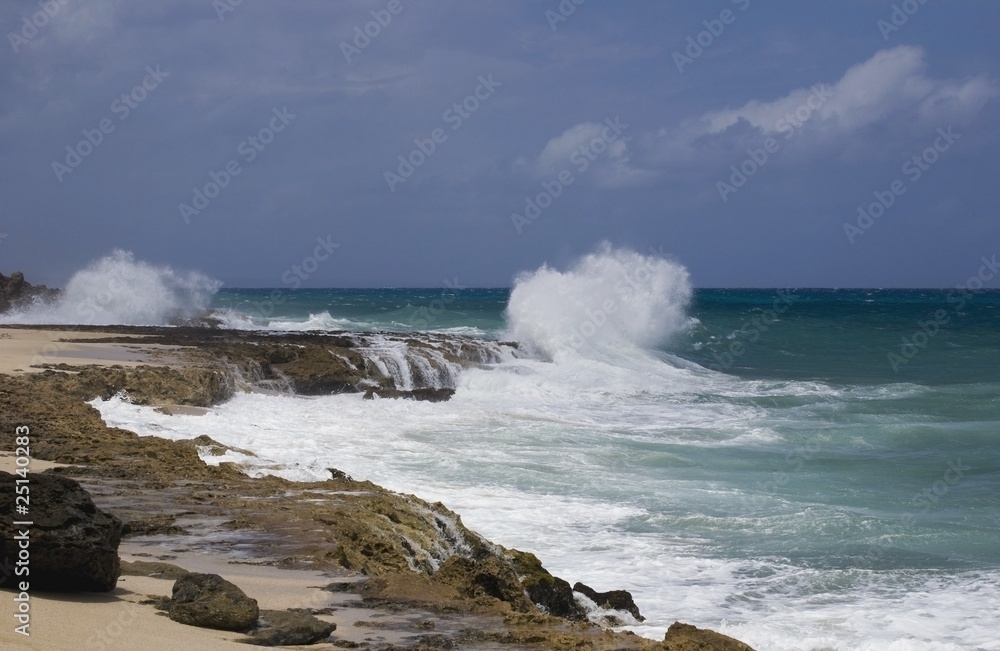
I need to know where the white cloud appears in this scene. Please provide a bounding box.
[676,46,995,146]
[522,119,656,188]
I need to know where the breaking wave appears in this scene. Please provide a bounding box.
[504,243,694,362]
[0,250,220,326]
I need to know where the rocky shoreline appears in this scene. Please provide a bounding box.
[0,324,756,650]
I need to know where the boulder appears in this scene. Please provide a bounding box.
[244,609,336,646]
[662,621,756,651]
[169,572,259,631]
[510,551,587,620]
[572,581,645,621]
[0,471,122,592]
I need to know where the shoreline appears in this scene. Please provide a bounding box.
[0,325,756,650]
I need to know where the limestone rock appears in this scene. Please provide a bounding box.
[573,581,645,621]
[244,609,336,646]
[662,621,756,651]
[0,471,122,592]
[169,572,259,631]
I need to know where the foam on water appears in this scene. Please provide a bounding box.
[93,386,1000,651]
[221,310,358,331]
[0,250,220,326]
[212,308,493,338]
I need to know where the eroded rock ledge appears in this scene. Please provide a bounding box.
[14,324,518,402]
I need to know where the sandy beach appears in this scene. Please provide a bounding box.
[0,327,184,375]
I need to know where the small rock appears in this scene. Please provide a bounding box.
[327,468,353,481]
[243,609,336,646]
[362,387,455,402]
[169,572,259,631]
[573,581,645,621]
[662,621,756,651]
[122,514,188,537]
[0,471,122,592]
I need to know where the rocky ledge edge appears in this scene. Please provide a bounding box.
[0,327,756,650]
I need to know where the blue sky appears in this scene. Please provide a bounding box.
[1,0,997,287]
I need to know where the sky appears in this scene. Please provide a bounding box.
[1,0,998,288]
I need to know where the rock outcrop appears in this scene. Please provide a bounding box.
[511,551,588,620]
[168,573,260,631]
[662,621,756,651]
[0,271,59,313]
[573,581,645,621]
[47,326,517,398]
[0,470,122,592]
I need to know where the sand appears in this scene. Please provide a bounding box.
[0,547,361,651]
[0,327,183,375]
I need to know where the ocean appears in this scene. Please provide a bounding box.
[5,248,999,650]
